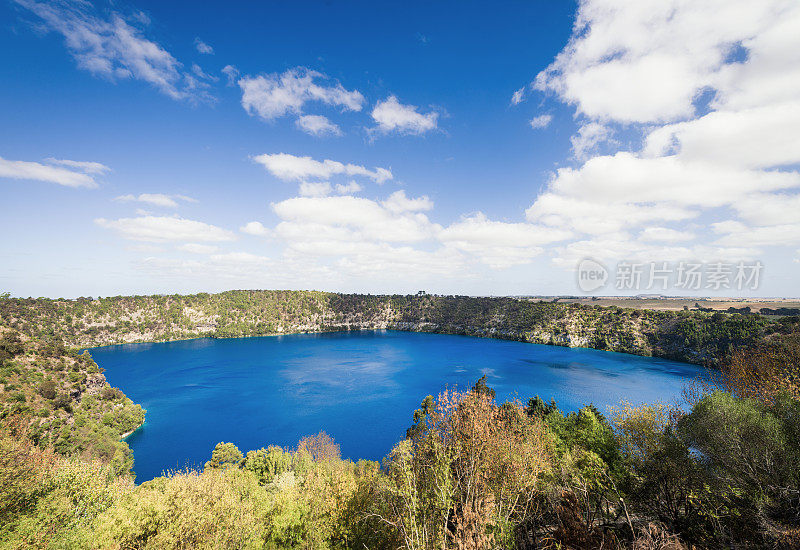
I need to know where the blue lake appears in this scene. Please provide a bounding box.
[92,330,702,482]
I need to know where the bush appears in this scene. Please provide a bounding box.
[92,468,270,549]
[205,442,244,469]
[38,380,57,400]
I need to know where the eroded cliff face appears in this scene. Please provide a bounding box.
[0,291,778,365]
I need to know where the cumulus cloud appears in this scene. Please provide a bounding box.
[370,96,438,135]
[240,221,271,237]
[263,192,472,279]
[114,193,197,208]
[272,195,439,244]
[14,0,215,102]
[439,213,572,268]
[295,114,342,136]
[253,153,392,184]
[260,190,576,276]
[517,0,800,268]
[298,181,333,197]
[239,67,363,124]
[95,215,235,242]
[382,190,433,213]
[0,156,108,188]
[530,0,797,123]
[334,181,362,195]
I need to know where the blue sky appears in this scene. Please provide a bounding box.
[1,0,799,298]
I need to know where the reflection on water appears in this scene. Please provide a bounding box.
[93,330,701,482]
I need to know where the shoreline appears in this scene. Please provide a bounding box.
[120,421,144,441]
[83,324,710,367]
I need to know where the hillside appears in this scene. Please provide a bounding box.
[0,327,144,475]
[1,291,796,365]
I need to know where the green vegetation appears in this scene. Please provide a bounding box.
[2,291,797,365]
[0,327,144,476]
[1,291,800,548]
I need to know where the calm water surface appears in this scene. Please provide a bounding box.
[92,330,701,481]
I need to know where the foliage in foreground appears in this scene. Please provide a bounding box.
[3,373,799,548]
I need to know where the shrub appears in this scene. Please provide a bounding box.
[205,442,244,469]
[38,380,57,400]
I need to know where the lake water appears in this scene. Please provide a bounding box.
[92,330,702,482]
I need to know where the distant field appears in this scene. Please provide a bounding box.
[525,296,800,314]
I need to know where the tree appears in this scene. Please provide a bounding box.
[296,431,340,463]
[678,391,800,543]
[204,442,243,469]
[471,374,496,399]
[378,389,551,548]
[243,445,292,485]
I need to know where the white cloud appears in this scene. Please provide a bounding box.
[191,63,217,83]
[529,114,552,129]
[272,195,439,244]
[732,194,800,226]
[382,190,433,213]
[253,153,392,183]
[526,192,695,236]
[295,114,342,137]
[178,243,219,254]
[334,181,362,195]
[532,0,798,123]
[639,227,695,242]
[570,122,611,159]
[194,37,213,54]
[43,158,110,175]
[221,65,239,86]
[519,0,800,272]
[95,215,235,242]
[240,221,271,237]
[239,67,363,122]
[15,0,214,102]
[262,192,469,280]
[643,102,800,169]
[298,181,333,197]
[712,220,800,248]
[0,156,108,188]
[547,153,799,208]
[439,213,572,268]
[370,95,439,135]
[511,86,526,105]
[114,193,197,208]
